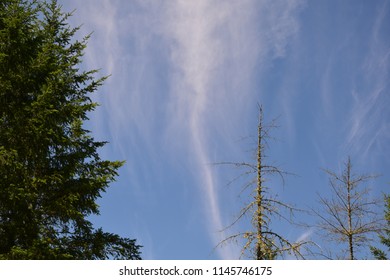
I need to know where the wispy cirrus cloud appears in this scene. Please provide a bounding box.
[346,0,390,162]
[63,0,305,259]
[163,0,305,258]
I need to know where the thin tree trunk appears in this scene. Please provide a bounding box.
[256,110,263,260]
[346,158,354,260]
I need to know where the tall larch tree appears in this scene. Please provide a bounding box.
[0,0,141,259]
[218,105,308,260]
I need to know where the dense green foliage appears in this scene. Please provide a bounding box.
[0,0,141,259]
[371,195,390,260]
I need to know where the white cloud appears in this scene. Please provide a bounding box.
[346,1,390,162]
[295,228,314,243]
[163,0,305,259]
[63,0,306,259]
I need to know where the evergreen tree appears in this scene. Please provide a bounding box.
[0,0,141,259]
[371,194,390,260]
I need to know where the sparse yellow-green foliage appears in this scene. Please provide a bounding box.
[218,105,308,260]
[313,157,382,259]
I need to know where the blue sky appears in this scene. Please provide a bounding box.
[59,0,390,259]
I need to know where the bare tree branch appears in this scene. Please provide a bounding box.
[216,105,310,259]
[313,157,383,259]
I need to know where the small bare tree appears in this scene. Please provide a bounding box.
[313,157,382,259]
[217,105,308,259]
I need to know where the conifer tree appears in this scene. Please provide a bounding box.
[0,0,141,259]
[218,105,307,259]
[371,194,390,260]
[313,158,381,259]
